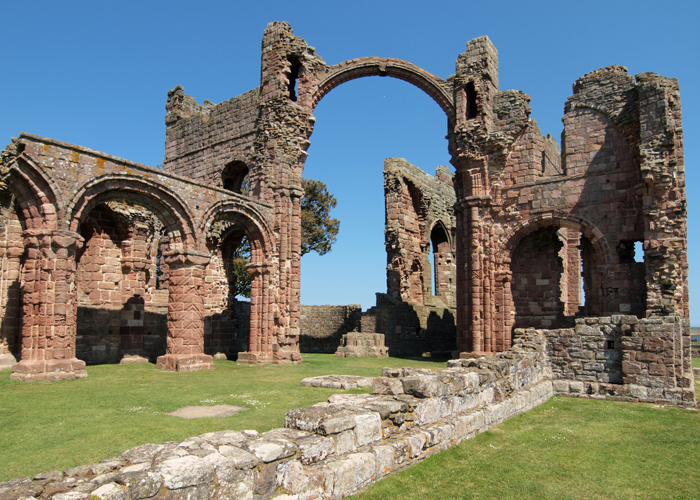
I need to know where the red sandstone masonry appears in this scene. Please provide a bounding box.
[0,330,555,500]
[0,22,691,397]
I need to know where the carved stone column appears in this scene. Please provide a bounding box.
[11,229,87,381]
[237,262,274,364]
[156,249,214,372]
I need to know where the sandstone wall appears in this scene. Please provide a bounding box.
[544,315,694,404]
[299,305,362,353]
[384,158,456,309]
[163,87,260,186]
[363,297,456,358]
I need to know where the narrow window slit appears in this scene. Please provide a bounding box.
[287,57,301,102]
[466,82,478,119]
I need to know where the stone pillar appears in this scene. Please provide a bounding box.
[469,204,485,354]
[237,262,274,364]
[156,249,214,372]
[559,227,581,316]
[119,224,151,361]
[454,201,469,354]
[11,229,87,381]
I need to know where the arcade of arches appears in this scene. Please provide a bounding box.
[0,22,692,401]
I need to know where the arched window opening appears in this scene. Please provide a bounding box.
[466,82,478,119]
[430,223,450,298]
[222,161,249,194]
[287,56,301,102]
[511,227,565,329]
[616,239,646,317]
[410,259,424,304]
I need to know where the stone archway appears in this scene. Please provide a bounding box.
[199,200,282,364]
[247,22,462,363]
[502,214,612,331]
[68,177,212,372]
[309,57,456,124]
[1,150,87,380]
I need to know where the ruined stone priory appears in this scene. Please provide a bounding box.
[0,21,693,404]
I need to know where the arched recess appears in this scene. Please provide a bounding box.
[65,177,197,365]
[0,153,63,368]
[503,214,612,331]
[200,201,274,359]
[222,161,250,194]
[429,220,455,304]
[2,153,63,230]
[67,176,197,249]
[311,58,455,124]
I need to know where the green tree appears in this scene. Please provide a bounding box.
[300,177,340,256]
[229,178,339,298]
[229,237,252,299]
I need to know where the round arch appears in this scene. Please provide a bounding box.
[199,200,274,261]
[503,213,611,264]
[503,213,613,320]
[200,200,276,357]
[66,176,197,248]
[311,57,455,124]
[2,154,63,230]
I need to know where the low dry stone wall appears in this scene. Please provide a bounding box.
[0,331,553,500]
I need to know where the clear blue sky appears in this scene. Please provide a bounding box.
[2,1,699,321]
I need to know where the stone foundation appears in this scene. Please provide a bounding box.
[542,315,695,405]
[335,333,388,358]
[155,353,214,372]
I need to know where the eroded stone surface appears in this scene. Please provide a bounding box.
[167,405,248,419]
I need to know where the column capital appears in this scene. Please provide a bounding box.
[163,249,211,268]
[22,229,82,249]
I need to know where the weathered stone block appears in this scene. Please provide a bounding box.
[401,375,439,398]
[353,413,382,447]
[90,482,129,500]
[372,377,404,395]
[155,456,214,490]
[245,438,297,463]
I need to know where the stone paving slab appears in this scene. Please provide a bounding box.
[301,375,374,389]
[167,405,248,419]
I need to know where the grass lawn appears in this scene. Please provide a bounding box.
[1,354,698,500]
[0,354,447,482]
[354,395,700,500]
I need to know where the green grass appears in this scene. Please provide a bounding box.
[1,355,699,500]
[354,396,700,500]
[0,354,447,482]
